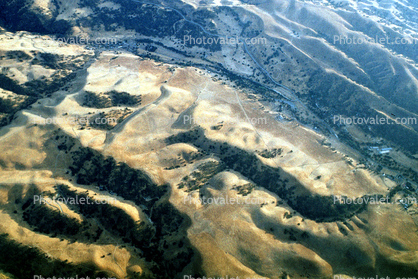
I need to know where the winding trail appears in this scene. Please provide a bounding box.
[105,85,172,144]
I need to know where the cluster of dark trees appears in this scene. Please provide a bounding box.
[256,148,283,158]
[0,0,72,34]
[0,233,106,279]
[67,145,196,278]
[22,199,81,236]
[0,49,85,127]
[178,160,225,191]
[167,127,366,222]
[83,91,141,108]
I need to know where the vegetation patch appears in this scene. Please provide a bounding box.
[167,127,366,222]
[82,91,141,108]
[256,148,283,158]
[178,160,225,192]
[232,183,256,196]
[65,142,197,278]
[22,200,82,237]
[0,233,106,279]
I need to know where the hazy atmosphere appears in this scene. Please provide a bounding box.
[0,0,417,278]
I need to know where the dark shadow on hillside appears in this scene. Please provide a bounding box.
[166,127,368,222]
